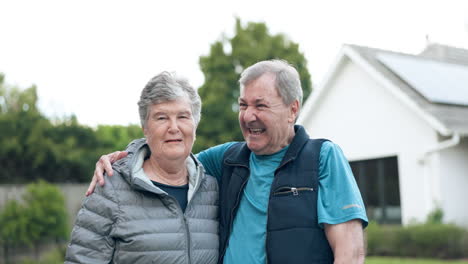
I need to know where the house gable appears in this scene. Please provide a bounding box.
[299,45,452,137]
[299,53,438,161]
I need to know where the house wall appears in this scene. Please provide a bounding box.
[301,59,440,225]
[438,138,468,227]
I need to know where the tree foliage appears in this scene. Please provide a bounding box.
[194,18,312,152]
[23,180,68,245]
[0,200,30,264]
[0,200,30,245]
[95,124,143,151]
[0,73,143,183]
[0,181,68,262]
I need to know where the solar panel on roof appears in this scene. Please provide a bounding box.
[377,53,468,106]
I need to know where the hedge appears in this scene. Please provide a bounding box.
[366,221,468,259]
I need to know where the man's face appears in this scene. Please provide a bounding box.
[238,73,298,155]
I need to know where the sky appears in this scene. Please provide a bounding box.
[1,0,468,127]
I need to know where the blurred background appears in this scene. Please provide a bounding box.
[1,0,468,263]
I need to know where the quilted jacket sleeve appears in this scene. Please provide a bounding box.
[65,179,119,264]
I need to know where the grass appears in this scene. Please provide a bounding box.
[366,257,468,264]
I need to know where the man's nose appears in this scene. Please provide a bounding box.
[243,107,257,122]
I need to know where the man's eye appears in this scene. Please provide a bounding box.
[257,104,267,109]
[179,115,189,119]
[239,103,247,109]
[157,116,167,120]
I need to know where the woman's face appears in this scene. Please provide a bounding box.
[143,98,195,162]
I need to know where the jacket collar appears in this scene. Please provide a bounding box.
[115,138,204,200]
[279,125,310,168]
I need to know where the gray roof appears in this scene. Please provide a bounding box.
[347,43,468,135]
[420,43,468,66]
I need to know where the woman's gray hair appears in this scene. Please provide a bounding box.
[239,59,303,108]
[138,71,201,128]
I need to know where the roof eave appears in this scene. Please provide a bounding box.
[298,48,348,125]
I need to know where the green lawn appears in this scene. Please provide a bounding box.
[367,257,468,264]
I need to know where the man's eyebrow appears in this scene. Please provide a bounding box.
[238,98,267,103]
[152,111,166,116]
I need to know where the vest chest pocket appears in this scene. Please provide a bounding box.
[268,185,318,230]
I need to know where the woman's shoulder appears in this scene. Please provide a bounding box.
[91,169,130,203]
[197,172,219,195]
[203,172,218,184]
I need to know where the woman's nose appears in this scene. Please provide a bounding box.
[168,119,180,133]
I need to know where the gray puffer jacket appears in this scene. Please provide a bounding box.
[65,139,219,264]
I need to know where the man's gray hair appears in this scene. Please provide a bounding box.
[138,71,201,128]
[239,59,303,108]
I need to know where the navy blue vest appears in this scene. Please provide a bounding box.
[219,125,334,264]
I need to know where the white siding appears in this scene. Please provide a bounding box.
[301,59,439,224]
[438,138,468,227]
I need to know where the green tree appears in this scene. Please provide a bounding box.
[0,200,30,264]
[0,74,144,183]
[0,181,68,262]
[95,124,144,150]
[0,74,50,183]
[23,180,68,259]
[194,18,312,152]
[0,76,86,183]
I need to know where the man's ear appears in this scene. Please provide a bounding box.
[288,100,300,123]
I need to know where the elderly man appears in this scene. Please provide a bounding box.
[88,60,368,264]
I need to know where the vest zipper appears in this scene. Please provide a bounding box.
[273,187,314,196]
[266,157,295,264]
[220,164,250,261]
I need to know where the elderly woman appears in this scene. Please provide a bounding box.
[65,72,219,264]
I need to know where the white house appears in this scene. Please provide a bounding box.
[298,43,468,227]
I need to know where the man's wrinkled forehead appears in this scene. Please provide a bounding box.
[241,72,276,87]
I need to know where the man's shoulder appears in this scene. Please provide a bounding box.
[196,142,239,159]
[319,141,346,157]
[317,141,353,180]
[320,140,336,153]
[299,138,335,156]
[195,142,241,181]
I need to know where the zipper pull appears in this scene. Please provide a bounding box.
[291,187,299,196]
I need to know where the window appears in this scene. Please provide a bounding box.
[350,156,401,224]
